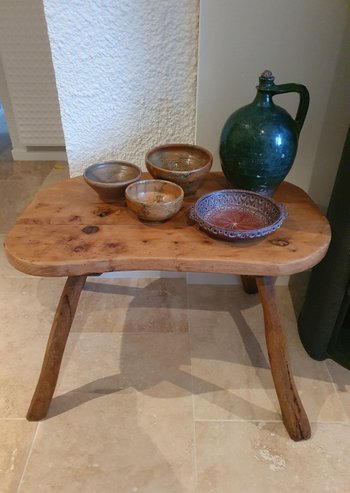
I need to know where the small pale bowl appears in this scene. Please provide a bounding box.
[83,161,142,203]
[145,143,213,196]
[125,179,184,222]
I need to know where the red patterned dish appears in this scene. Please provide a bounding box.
[189,189,287,240]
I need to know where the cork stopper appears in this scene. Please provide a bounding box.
[260,70,274,81]
[258,70,275,90]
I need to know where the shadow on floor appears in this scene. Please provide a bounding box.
[32,277,335,429]
[288,270,311,318]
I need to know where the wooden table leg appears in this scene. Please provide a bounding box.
[241,275,258,294]
[256,276,311,441]
[27,275,87,421]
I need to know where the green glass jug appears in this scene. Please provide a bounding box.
[219,70,309,195]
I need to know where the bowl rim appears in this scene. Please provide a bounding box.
[125,179,184,206]
[145,143,213,176]
[83,160,142,188]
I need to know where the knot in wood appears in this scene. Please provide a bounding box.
[82,225,99,234]
[69,215,81,222]
[270,238,289,247]
[94,208,113,217]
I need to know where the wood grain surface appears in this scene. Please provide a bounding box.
[256,276,311,441]
[26,275,87,421]
[4,173,331,277]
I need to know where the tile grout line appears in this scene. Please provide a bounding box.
[186,282,199,493]
[194,418,283,423]
[194,417,350,426]
[323,358,341,394]
[16,421,40,493]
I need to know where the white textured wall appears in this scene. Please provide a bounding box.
[196,0,349,208]
[44,0,199,176]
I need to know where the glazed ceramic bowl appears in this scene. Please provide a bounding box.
[145,143,213,196]
[125,179,184,222]
[83,161,142,203]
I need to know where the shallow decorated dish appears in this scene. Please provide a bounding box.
[189,189,287,240]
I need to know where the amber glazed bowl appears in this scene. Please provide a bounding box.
[83,161,142,203]
[145,143,213,196]
[125,179,184,222]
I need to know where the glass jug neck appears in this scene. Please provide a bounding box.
[253,90,274,107]
[253,70,276,106]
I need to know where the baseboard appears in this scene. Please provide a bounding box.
[186,273,240,285]
[187,273,289,285]
[100,271,185,279]
[11,146,67,161]
[99,271,290,285]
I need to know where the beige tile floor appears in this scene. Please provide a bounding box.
[1,143,350,492]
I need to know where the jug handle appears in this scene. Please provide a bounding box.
[271,83,310,134]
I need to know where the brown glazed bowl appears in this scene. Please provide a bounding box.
[83,161,142,203]
[125,179,184,222]
[145,143,213,196]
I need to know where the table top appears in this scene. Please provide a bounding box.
[4,172,331,277]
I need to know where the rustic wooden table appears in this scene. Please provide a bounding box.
[4,172,331,441]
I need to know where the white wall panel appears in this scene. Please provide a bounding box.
[0,0,64,146]
[196,0,349,208]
